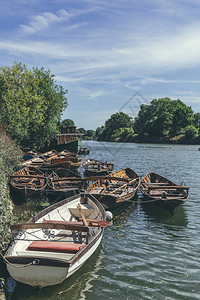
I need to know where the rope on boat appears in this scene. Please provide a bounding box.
[90,192,161,205]
[121,197,158,204]
[0,252,39,268]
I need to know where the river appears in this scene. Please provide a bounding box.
[11,141,200,300]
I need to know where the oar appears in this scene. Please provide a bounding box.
[78,217,110,228]
[107,178,138,195]
[78,204,88,227]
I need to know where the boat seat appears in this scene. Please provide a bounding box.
[27,241,85,254]
[42,219,98,227]
[43,220,84,226]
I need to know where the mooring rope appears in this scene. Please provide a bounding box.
[0,252,39,268]
[89,191,160,205]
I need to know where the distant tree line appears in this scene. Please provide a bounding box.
[77,98,200,144]
[133,97,200,143]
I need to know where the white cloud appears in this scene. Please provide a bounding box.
[20,9,74,34]
[2,20,200,78]
[88,90,104,100]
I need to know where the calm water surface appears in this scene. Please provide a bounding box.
[11,141,200,300]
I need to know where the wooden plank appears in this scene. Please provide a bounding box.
[145,182,171,185]
[85,176,130,182]
[43,219,99,227]
[78,204,88,227]
[108,178,138,195]
[69,208,94,219]
[11,175,46,179]
[52,177,83,182]
[148,185,189,190]
[11,222,89,232]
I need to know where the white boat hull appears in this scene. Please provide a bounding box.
[5,193,106,288]
[7,233,102,288]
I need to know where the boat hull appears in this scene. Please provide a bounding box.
[84,169,111,177]
[90,192,136,209]
[87,168,140,208]
[56,140,82,154]
[6,231,103,288]
[5,193,106,288]
[140,172,189,215]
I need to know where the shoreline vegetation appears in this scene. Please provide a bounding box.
[0,135,22,296]
[80,98,200,145]
[0,62,199,294]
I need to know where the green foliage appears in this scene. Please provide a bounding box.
[78,127,87,135]
[78,128,95,140]
[0,135,22,286]
[96,112,133,141]
[184,125,198,139]
[134,97,197,140]
[194,112,200,130]
[60,119,74,127]
[0,62,68,149]
[0,135,22,251]
[112,127,135,142]
[0,134,22,178]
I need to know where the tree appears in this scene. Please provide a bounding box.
[194,112,200,135]
[0,62,68,149]
[78,127,87,135]
[184,125,198,139]
[134,97,197,140]
[61,119,74,127]
[98,112,133,141]
[112,127,135,142]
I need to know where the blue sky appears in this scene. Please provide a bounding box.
[1,0,200,129]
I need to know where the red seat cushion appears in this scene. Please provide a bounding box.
[27,241,85,254]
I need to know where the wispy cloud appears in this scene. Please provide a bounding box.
[2,20,200,77]
[20,9,74,34]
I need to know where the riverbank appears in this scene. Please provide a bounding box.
[0,135,22,296]
[94,134,200,145]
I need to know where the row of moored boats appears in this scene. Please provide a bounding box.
[4,150,189,288]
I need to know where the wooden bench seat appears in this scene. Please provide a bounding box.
[42,219,98,227]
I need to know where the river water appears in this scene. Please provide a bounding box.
[11,141,200,300]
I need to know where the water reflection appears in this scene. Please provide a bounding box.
[140,199,188,228]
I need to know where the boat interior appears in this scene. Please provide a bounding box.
[8,195,103,261]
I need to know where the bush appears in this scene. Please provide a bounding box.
[184,125,198,139]
[0,134,22,290]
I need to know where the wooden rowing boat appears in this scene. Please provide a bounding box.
[4,193,107,288]
[22,150,82,170]
[9,167,48,201]
[83,159,114,176]
[22,150,58,168]
[44,171,86,201]
[87,167,140,208]
[140,172,189,214]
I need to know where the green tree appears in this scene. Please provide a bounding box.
[0,62,68,149]
[134,97,197,140]
[194,112,200,135]
[112,127,135,142]
[98,112,133,141]
[61,119,74,127]
[78,127,87,135]
[95,126,104,140]
[184,125,198,139]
